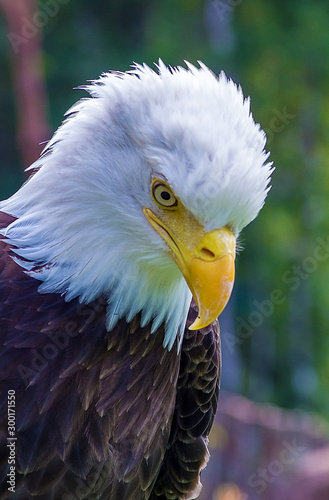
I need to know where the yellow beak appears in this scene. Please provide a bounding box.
[184,229,235,329]
[143,206,236,330]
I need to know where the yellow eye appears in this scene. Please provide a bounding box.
[152,181,178,208]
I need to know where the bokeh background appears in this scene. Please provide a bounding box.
[1,1,329,499]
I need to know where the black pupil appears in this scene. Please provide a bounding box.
[161,191,171,201]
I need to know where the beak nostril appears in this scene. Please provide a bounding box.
[200,248,215,259]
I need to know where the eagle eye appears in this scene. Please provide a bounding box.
[152,181,178,208]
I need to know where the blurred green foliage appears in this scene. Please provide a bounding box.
[1,0,329,417]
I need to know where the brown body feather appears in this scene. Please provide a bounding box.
[0,211,220,499]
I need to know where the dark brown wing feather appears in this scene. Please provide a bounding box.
[150,302,220,500]
[0,212,220,499]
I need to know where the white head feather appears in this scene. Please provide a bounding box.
[0,61,272,349]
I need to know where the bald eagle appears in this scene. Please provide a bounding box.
[0,61,272,499]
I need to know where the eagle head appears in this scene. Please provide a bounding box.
[1,61,272,349]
